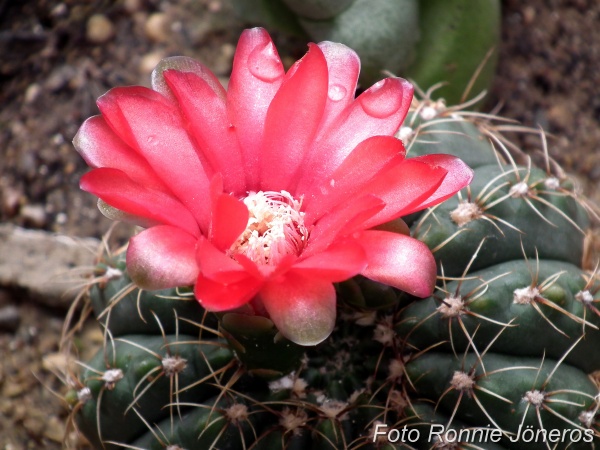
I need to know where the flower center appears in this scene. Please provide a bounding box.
[229,190,308,265]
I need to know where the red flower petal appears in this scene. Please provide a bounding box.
[358,230,436,298]
[196,237,251,284]
[74,116,168,192]
[259,273,336,345]
[163,70,246,193]
[151,56,226,104]
[97,86,212,231]
[227,28,285,190]
[259,43,328,191]
[403,154,474,213]
[194,273,262,311]
[291,240,366,282]
[97,199,161,229]
[296,77,413,194]
[359,158,449,229]
[305,194,385,257]
[127,225,199,290]
[208,176,249,251]
[303,135,405,222]
[315,41,360,137]
[81,168,200,237]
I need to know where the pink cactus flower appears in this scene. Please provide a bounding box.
[74,28,473,345]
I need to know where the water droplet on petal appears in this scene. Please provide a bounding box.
[248,42,283,82]
[327,84,346,102]
[359,79,402,119]
[146,135,155,144]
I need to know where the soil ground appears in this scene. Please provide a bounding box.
[0,0,598,448]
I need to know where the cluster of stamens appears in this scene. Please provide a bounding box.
[229,190,308,265]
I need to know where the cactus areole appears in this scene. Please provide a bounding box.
[74,27,473,345]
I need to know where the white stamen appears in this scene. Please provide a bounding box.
[229,190,308,265]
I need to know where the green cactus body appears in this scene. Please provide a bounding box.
[130,397,263,450]
[89,254,215,337]
[74,334,234,449]
[405,0,501,104]
[67,96,600,449]
[412,163,589,276]
[406,353,598,449]
[398,259,600,372]
[296,0,420,85]
[231,0,500,100]
[403,402,510,449]
[402,113,499,169]
[395,99,600,449]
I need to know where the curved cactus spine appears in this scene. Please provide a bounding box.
[63,93,600,449]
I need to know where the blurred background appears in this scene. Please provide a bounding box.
[0,0,598,448]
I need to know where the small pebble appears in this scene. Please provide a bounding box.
[20,204,47,228]
[24,83,42,104]
[522,6,536,25]
[45,65,77,92]
[0,305,20,333]
[3,380,26,398]
[547,104,572,130]
[42,352,76,374]
[139,51,165,74]
[123,0,143,13]
[208,1,222,12]
[50,3,68,18]
[144,12,170,42]
[3,443,25,450]
[2,186,22,216]
[44,415,66,443]
[23,412,46,438]
[86,14,115,44]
